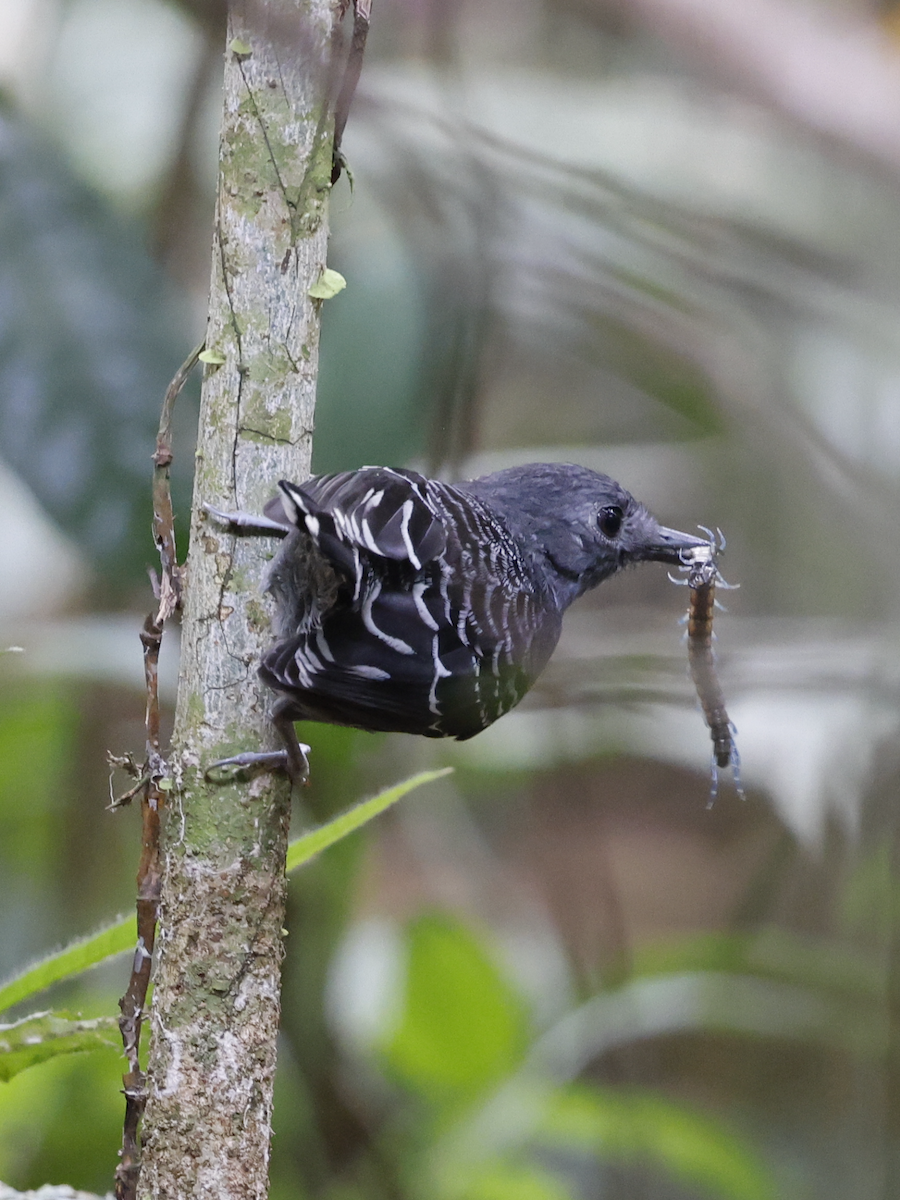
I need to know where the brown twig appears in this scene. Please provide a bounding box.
[152,344,202,622]
[107,769,151,811]
[113,343,202,1200]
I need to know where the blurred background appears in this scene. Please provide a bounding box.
[1,0,900,1196]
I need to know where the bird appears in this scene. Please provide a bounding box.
[206,462,709,781]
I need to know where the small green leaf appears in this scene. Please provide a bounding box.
[308,268,347,300]
[229,37,252,55]
[0,1011,120,1081]
[285,768,451,873]
[199,348,226,365]
[383,913,529,1108]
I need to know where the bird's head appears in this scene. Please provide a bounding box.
[462,463,710,606]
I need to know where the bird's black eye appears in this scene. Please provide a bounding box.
[598,505,624,538]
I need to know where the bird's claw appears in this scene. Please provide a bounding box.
[204,744,311,786]
[202,502,289,536]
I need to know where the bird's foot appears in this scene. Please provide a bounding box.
[205,742,311,786]
[202,503,288,537]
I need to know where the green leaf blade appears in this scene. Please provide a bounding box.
[285,767,451,874]
[0,1011,120,1082]
[383,913,530,1109]
[0,918,133,1016]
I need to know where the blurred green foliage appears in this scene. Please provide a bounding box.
[0,106,196,587]
[0,685,79,982]
[0,1048,124,1193]
[382,913,530,1108]
[0,685,75,875]
[0,681,895,1199]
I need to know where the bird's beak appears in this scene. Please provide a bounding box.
[641,525,712,566]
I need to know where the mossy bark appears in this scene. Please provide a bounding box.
[138,3,338,1196]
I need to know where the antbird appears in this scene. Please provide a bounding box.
[207,462,710,781]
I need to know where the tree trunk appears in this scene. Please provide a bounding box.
[139,3,338,1195]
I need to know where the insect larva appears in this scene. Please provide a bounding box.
[687,557,736,772]
[672,534,743,802]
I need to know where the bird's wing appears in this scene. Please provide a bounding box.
[261,597,529,739]
[262,469,562,739]
[276,468,447,574]
[261,552,557,740]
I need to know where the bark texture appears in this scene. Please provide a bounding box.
[138,3,337,1196]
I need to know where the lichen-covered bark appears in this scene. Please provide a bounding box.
[138,3,338,1196]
